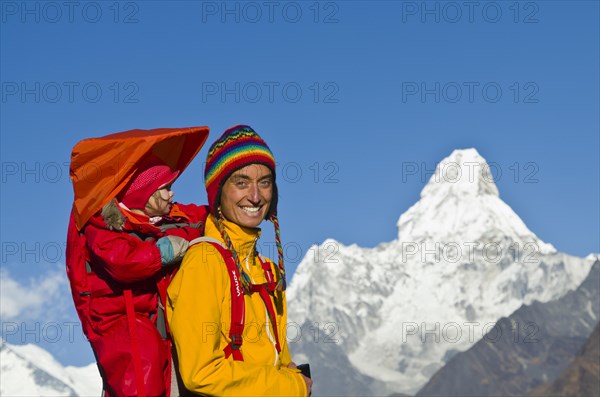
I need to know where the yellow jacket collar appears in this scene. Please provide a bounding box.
[205,215,261,260]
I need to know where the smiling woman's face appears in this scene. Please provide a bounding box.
[220,164,273,228]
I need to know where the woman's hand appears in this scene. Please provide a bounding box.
[288,362,312,396]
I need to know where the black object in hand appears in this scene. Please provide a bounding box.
[297,363,311,378]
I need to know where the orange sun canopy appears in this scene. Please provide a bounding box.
[69,126,210,230]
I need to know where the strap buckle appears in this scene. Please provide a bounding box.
[231,334,243,350]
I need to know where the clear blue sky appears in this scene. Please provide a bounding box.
[1,1,598,367]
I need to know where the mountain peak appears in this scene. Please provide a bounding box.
[420,148,499,200]
[397,148,555,253]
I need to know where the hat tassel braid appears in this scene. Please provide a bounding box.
[270,213,286,314]
[270,213,286,292]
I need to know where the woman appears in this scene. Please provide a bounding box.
[167,125,312,396]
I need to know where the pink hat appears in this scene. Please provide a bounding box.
[120,161,179,210]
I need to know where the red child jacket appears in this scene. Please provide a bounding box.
[66,201,208,397]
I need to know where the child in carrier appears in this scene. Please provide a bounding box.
[68,155,208,397]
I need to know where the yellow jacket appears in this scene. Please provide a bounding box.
[167,215,307,396]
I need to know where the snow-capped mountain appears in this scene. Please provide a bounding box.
[286,148,595,396]
[397,148,555,253]
[0,339,101,396]
[417,260,599,396]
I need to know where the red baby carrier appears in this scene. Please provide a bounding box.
[66,127,209,397]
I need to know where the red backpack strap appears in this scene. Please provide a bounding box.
[123,289,147,397]
[248,283,282,354]
[257,253,278,292]
[192,238,245,361]
[251,255,282,355]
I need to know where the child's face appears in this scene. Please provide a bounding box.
[145,185,174,217]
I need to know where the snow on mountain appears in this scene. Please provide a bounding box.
[417,260,600,396]
[286,148,595,396]
[0,339,101,396]
[397,148,555,253]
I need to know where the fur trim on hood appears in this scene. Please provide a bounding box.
[101,200,126,231]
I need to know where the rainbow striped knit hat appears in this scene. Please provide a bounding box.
[204,125,277,217]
